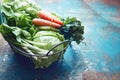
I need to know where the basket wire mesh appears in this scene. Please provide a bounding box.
[0,6,70,68]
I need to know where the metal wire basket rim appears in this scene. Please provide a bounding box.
[9,40,70,58]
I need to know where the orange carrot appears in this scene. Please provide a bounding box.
[38,11,63,25]
[32,18,61,28]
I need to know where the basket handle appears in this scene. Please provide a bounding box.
[46,40,70,56]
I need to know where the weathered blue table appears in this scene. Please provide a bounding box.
[0,0,120,80]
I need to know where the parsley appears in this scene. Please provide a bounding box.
[60,17,84,44]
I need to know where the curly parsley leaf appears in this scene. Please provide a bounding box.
[60,17,84,44]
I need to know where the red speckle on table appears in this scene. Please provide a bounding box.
[84,0,120,11]
[113,15,120,22]
[112,73,120,80]
[101,0,120,7]
[82,71,108,80]
[101,0,120,11]
[82,71,120,80]
[83,0,96,2]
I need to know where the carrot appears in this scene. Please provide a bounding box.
[38,11,63,25]
[32,18,61,28]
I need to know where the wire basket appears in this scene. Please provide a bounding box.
[9,40,70,58]
[0,8,70,68]
[9,39,70,60]
[9,39,70,69]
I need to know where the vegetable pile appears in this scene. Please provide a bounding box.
[0,0,84,69]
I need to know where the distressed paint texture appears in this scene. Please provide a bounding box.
[0,0,120,80]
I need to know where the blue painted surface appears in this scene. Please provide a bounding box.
[0,0,120,80]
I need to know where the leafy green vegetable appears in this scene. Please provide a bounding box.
[33,32,64,52]
[1,0,40,33]
[60,17,84,44]
[0,0,66,68]
[0,0,84,69]
[21,30,31,39]
[33,31,64,41]
[0,23,22,44]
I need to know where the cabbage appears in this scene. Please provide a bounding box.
[33,31,64,52]
[32,30,65,68]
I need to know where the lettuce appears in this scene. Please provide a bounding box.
[0,0,67,69]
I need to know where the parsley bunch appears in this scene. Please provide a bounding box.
[60,17,84,44]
